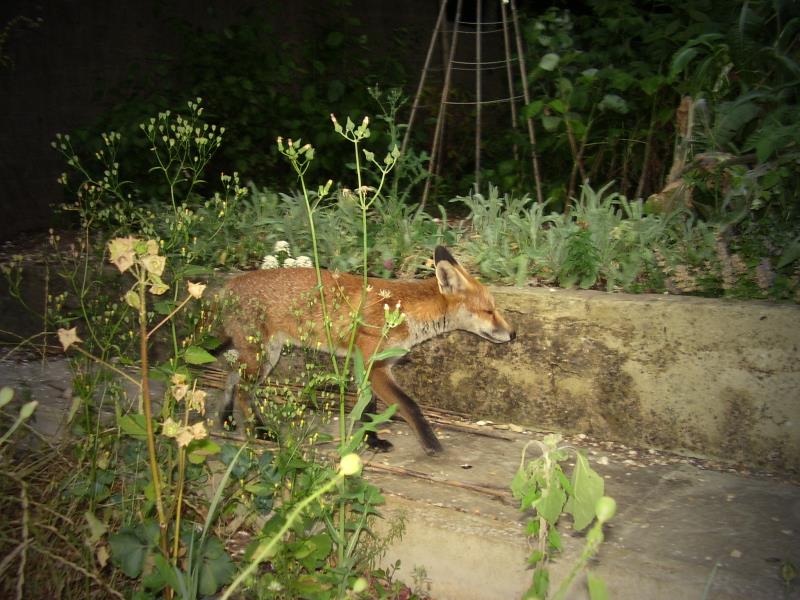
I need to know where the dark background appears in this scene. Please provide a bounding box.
[0,0,451,240]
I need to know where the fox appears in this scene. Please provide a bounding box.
[219,246,516,454]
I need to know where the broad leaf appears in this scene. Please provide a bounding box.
[539,53,560,71]
[109,528,151,578]
[565,452,604,531]
[197,537,235,596]
[184,345,216,365]
[587,572,610,600]
[533,473,566,525]
[118,414,148,440]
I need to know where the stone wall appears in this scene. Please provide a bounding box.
[392,288,800,472]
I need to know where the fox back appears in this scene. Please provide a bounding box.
[221,246,515,454]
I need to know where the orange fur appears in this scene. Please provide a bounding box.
[221,246,516,454]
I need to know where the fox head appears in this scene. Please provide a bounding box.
[434,246,516,344]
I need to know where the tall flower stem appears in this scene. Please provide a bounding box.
[137,269,169,559]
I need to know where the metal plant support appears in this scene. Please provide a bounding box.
[405,0,544,213]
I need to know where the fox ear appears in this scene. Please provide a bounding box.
[434,246,458,266]
[435,248,470,295]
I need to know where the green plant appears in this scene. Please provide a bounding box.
[511,433,615,600]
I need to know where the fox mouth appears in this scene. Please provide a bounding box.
[479,329,516,343]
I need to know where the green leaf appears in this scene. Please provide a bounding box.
[669,46,699,79]
[587,572,610,600]
[548,98,567,114]
[522,100,544,119]
[598,94,628,114]
[149,554,181,593]
[565,452,604,531]
[371,347,408,362]
[533,473,566,525]
[353,348,366,386]
[547,527,562,551]
[542,115,561,132]
[539,53,560,71]
[777,238,800,270]
[197,537,235,596]
[109,528,151,578]
[184,345,216,365]
[153,299,174,315]
[0,387,13,409]
[187,438,221,464]
[118,414,148,440]
[527,549,545,565]
[84,511,108,544]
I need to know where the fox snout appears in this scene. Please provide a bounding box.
[478,314,516,344]
[481,325,516,343]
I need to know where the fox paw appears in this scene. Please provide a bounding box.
[365,431,394,452]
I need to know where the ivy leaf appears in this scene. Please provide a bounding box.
[565,452,604,531]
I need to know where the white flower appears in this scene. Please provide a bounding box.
[223,349,240,364]
[273,240,291,255]
[283,257,297,268]
[295,255,313,268]
[261,255,279,269]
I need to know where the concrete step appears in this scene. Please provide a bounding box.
[361,420,800,600]
[3,356,798,599]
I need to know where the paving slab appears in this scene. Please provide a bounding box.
[2,356,798,600]
[359,420,800,600]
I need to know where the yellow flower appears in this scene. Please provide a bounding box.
[162,417,181,438]
[141,255,166,277]
[187,281,206,299]
[107,237,137,273]
[57,327,82,351]
[188,389,207,415]
[339,453,362,476]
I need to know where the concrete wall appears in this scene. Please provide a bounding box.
[393,288,800,473]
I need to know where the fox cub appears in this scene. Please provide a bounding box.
[220,246,515,454]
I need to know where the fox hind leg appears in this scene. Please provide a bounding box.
[221,335,283,434]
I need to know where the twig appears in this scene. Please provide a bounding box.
[363,462,515,505]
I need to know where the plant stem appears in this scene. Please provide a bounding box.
[219,473,344,600]
[138,272,169,560]
[172,443,187,566]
